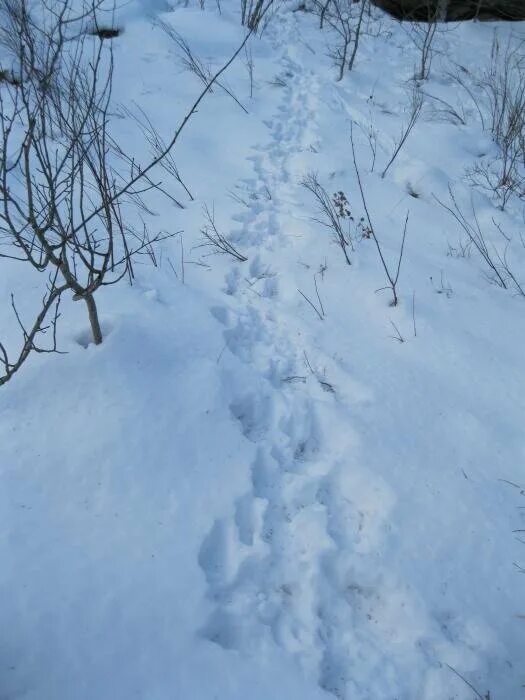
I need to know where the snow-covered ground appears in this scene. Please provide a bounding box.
[0,1,524,698]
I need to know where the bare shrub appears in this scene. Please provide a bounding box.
[301,173,354,265]
[313,0,368,79]
[381,85,423,179]
[241,0,276,31]
[298,275,325,320]
[0,0,251,385]
[454,32,525,209]
[351,125,409,307]
[409,15,438,82]
[347,0,367,72]
[158,20,249,114]
[200,205,248,262]
[437,187,525,296]
[0,275,65,387]
[421,89,467,126]
[357,116,379,172]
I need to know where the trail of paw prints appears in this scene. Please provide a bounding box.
[198,9,347,693]
[199,313,489,700]
[197,369,411,700]
[197,9,412,699]
[199,7,500,700]
[228,51,321,253]
[198,387,334,662]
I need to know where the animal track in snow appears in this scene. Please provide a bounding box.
[196,11,449,699]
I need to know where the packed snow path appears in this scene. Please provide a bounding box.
[198,20,399,698]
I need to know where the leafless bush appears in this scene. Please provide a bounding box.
[446,238,473,259]
[351,125,409,307]
[0,273,65,387]
[158,20,249,114]
[313,0,368,79]
[399,0,450,83]
[326,0,353,81]
[241,0,275,32]
[0,0,251,385]
[437,187,525,296]
[466,156,524,210]
[484,33,525,147]
[410,17,437,82]
[381,85,424,179]
[119,103,194,205]
[200,205,248,262]
[298,275,325,321]
[316,0,332,29]
[347,0,367,72]
[422,90,466,126]
[301,172,354,265]
[357,117,379,172]
[454,33,525,209]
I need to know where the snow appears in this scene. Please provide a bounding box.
[0,1,524,698]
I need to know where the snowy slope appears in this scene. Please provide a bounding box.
[0,2,524,699]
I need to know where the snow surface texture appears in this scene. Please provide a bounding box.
[0,1,524,699]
